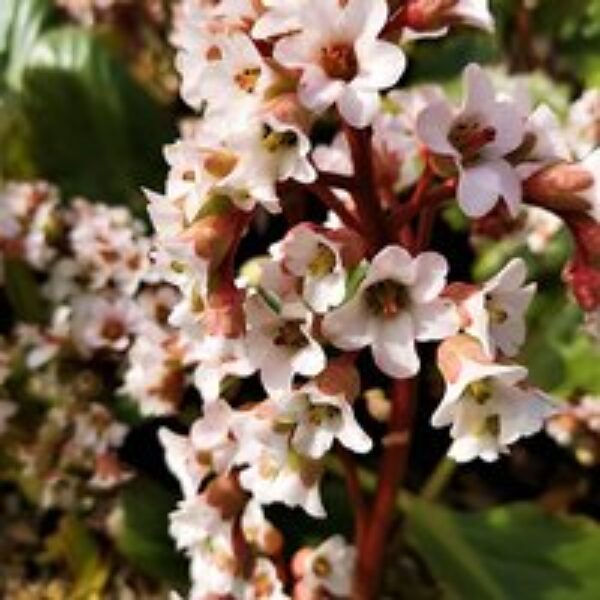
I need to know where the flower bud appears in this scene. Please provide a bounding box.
[204,285,246,338]
[436,334,491,384]
[563,258,600,311]
[315,357,361,402]
[405,0,458,30]
[205,473,248,521]
[523,162,594,213]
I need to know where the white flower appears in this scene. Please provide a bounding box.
[323,245,458,378]
[236,411,325,518]
[160,400,240,497]
[417,64,526,217]
[461,258,536,358]
[191,334,255,403]
[123,329,184,416]
[245,294,326,395]
[302,535,356,597]
[159,428,207,498]
[199,33,275,131]
[567,89,600,159]
[432,344,555,462]
[71,294,139,355]
[273,0,406,128]
[275,383,372,458]
[272,224,347,313]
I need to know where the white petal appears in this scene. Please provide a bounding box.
[410,252,449,302]
[322,297,372,350]
[337,86,380,128]
[372,314,420,378]
[413,299,459,341]
[354,39,406,89]
[416,101,458,156]
[457,160,522,217]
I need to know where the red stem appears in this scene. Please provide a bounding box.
[306,181,364,234]
[353,378,415,600]
[337,446,367,546]
[343,124,391,252]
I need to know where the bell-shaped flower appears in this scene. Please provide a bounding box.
[273,0,406,128]
[417,64,526,217]
[322,245,458,378]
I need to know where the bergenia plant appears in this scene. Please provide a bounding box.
[138,1,600,598]
[2,0,600,598]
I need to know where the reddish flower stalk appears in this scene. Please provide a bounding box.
[353,377,415,600]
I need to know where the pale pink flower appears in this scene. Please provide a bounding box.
[299,535,356,597]
[275,383,372,458]
[323,246,458,378]
[417,64,525,217]
[272,224,347,313]
[273,0,406,128]
[432,340,555,462]
[457,258,536,358]
[245,294,326,395]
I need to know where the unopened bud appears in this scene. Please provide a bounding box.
[563,258,600,311]
[263,92,312,133]
[181,212,237,265]
[205,474,248,521]
[437,334,490,384]
[204,286,246,337]
[315,357,361,402]
[524,162,594,212]
[405,0,459,32]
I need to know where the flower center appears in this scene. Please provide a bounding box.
[101,318,126,341]
[364,279,409,318]
[483,414,500,437]
[320,42,358,82]
[486,298,508,324]
[448,116,496,162]
[467,379,493,404]
[307,404,339,426]
[308,243,337,278]
[312,555,332,578]
[204,150,238,179]
[234,66,261,93]
[273,320,309,349]
[261,124,298,153]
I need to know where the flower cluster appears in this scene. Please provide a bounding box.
[138,1,600,597]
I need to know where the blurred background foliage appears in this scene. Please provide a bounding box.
[2,0,600,598]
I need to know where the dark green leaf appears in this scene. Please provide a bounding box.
[406,500,600,600]
[18,27,175,207]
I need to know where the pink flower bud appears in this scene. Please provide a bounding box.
[315,357,361,402]
[436,334,491,384]
[523,162,594,213]
[563,258,600,311]
[204,286,246,338]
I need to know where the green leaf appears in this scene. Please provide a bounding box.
[406,500,600,600]
[116,476,187,587]
[17,26,175,207]
[0,0,56,89]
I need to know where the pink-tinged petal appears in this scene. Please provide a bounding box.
[413,299,459,341]
[372,314,420,378]
[322,297,371,350]
[487,101,525,156]
[485,257,527,292]
[370,245,414,284]
[463,63,495,113]
[298,67,344,113]
[261,350,295,394]
[344,0,388,39]
[337,86,380,128]
[354,39,406,89]
[410,252,449,302]
[416,101,458,156]
[273,33,316,69]
[457,160,522,217]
